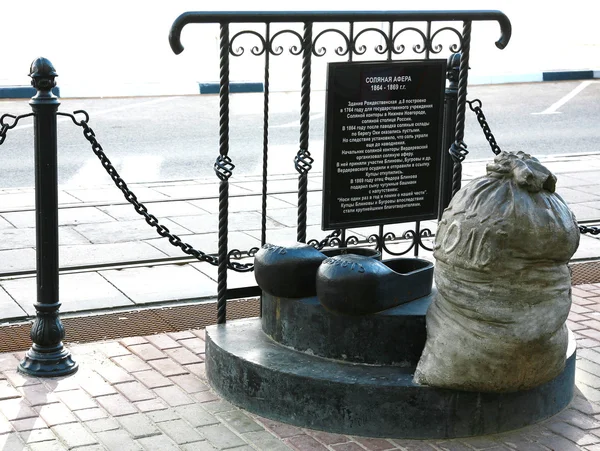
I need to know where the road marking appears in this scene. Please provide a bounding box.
[66,158,115,186]
[66,155,164,186]
[272,112,324,128]
[77,97,176,118]
[10,97,177,131]
[533,80,596,115]
[119,155,163,183]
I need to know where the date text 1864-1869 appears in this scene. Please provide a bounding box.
[322,60,446,230]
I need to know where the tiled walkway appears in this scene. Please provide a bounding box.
[2,154,600,323]
[0,283,598,450]
[1,153,600,449]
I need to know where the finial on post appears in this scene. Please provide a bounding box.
[29,57,58,98]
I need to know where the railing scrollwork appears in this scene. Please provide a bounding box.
[221,23,468,61]
[268,29,304,56]
[429,27,463,54]
[229,30,266,56]
[312,29,350,57]
[391,27,428,55]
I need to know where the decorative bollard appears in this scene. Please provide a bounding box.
[18,58,78,377]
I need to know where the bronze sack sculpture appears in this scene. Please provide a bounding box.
[415,151,580,392]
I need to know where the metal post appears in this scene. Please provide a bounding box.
[295,22,313,243]
[438,53,460,218]
[449,21,472,197]
[216,23,231,324]
[18,57,78,377]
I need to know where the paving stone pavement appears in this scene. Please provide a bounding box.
[1,153,600,323]
[1,153,600,448]
[0,282,598,449]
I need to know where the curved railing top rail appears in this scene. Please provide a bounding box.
[169,10,511,55]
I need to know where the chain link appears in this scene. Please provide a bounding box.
[467,99,501,155]
[449,140,469,163]
[580,225,600,235]
[466,101,600,237]
[59,111,221,266]
[0,125,8,146]
[0,113,34,145]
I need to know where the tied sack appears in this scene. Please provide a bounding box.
[414,151,579,392]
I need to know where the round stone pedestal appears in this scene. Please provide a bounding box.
[205,293,576,439]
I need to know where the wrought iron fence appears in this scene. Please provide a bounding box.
[0,11,513,331]
[14,10,600,378]
[168,10,512,322]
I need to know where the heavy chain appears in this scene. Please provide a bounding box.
[0,125,7,146]
[467,99,502,155]
[58,110,221,266]
[0,113,34,145]
[580,225,600,235]
[465,101,599,237]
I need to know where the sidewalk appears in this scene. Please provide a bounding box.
[2,153,600,323]
[0,154,600,449]
[0,283,599,450]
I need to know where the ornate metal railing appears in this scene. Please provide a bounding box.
[169,10,511,322]
[0,12,513,337]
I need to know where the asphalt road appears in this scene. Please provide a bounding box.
[0,80,598,189]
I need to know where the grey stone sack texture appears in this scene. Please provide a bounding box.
[414,151,580,392]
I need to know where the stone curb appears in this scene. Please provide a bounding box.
[0,86,60,99]
[198,82,264,94]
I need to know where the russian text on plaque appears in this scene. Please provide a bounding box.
[322,60,446,230]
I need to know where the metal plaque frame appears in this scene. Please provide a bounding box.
[322,59,446,230]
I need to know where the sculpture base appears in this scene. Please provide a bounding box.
[261,291,432,365]
[18,344,78,377]
[206,318,576,439]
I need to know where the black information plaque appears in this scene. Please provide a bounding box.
[322,60,446,230]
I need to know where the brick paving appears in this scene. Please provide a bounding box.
[0,284,600,449]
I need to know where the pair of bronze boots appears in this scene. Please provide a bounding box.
[254,242,433,315]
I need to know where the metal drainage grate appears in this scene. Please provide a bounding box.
[0,298,260,353]
[2,262,599,355]
[571,261,600,286]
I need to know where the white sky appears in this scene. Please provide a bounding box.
[1,1,598,97]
